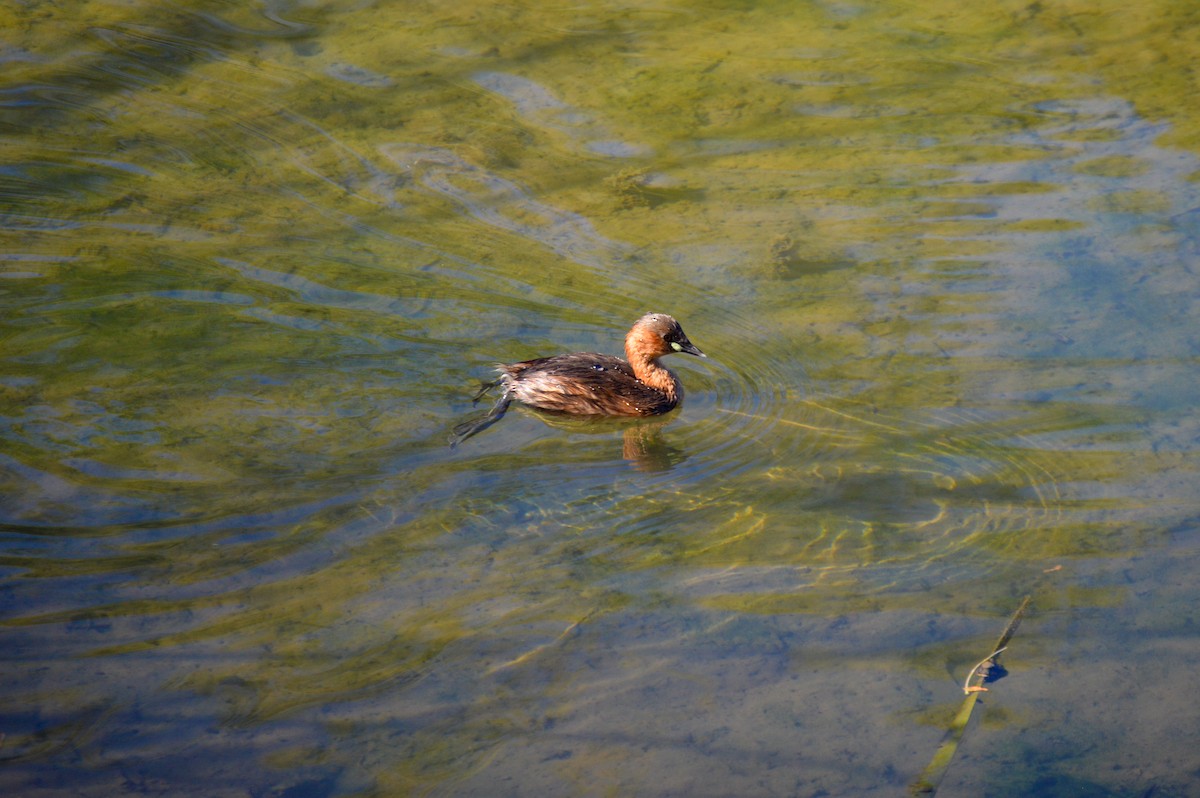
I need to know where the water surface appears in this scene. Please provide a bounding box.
[2,1,1199,796]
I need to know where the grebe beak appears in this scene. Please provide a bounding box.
[671,340,706,358]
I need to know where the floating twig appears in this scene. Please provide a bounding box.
[962,646,1007,695]
[910,595,1031,796]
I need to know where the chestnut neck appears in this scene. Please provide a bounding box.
[625,330,681,401]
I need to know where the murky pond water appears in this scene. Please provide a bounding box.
[3,1,1199,796]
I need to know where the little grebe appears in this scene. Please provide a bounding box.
[450,313,706,446]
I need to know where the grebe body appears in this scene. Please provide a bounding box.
[451,313,705,445]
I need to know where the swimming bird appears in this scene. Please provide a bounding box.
[450,312,706,446]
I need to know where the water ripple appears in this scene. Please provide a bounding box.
[472,71,652,158]
[379,143,632,269]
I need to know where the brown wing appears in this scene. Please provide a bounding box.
[503,354,676,416]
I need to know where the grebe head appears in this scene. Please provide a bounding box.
[626,313,706,361]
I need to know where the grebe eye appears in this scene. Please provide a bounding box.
[592,363,605,371]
